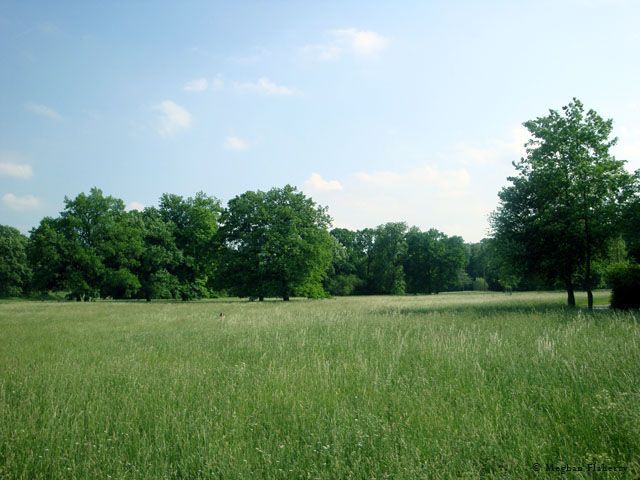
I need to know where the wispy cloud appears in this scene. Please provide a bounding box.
[155,100,192,136]
[304,173,343,191]
[302,28,388,61]
[332,28,388,56]
[299,128,533,241]
[235,77,295,95]
[26,102,63,121]
[301,164,476,239]
[354,165,470,195]
[224,136,249,151]
[0,153,33,178]
[0,162,33,179]
[183,78,208,92]
[1,193,41,211]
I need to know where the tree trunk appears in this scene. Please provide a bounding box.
[585,218,594,310]
[259,296,264,302]
[566,280,576,307]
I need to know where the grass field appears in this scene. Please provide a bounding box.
[1,291,639,479]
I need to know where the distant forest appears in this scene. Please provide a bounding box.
[0,186,496,301]
[1,99,639,306]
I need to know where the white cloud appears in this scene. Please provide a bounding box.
[183,78,208,92]
[0,162,33,178]
[235,77,294,95]
[301,164,479,238]
[126,201,145,212]
[155,100,192,135]
[304,173,343,191]
[302,28,388,61]
[26,103,63,121]
[300,128,531,242]
[224,136,249,151]
[1,193,41,211]
[332,28,388,56]
[354,165,470,195]
[0,153,33,178]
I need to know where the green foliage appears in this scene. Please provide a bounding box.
[294,278,330,299]
[29,188,145,300]
[404,227,466,293]
[491,98,639,307]
[622,194,640,262]
[588,237,629,288]
[219,185,333,300]
[158,192,221,297]
[102,268,141,299]
[12,139,635,303]
[472,277,489,291]
[146,269,181,300]
[327,225,471,296]
[324,274,362,296]
[607,262,640,309]
[0,225,31,296]
[465,239,505,290]
[25,189,222,301]
[27,217,67,293]
[133,208,183,300]
[327,228,375,294]
[369,223,407,294]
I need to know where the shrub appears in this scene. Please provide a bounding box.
[472,277,489,291]
[325,274,362,296]
[102,268,141,299]
[145,269,181,300]
[607,263,640,309]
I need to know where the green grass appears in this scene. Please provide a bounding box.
[1,291,639,479]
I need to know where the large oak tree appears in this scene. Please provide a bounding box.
[218,185,333,300]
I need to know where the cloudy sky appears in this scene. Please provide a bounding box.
[1,1,639,241]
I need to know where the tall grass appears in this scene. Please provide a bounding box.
[1,291,638,479]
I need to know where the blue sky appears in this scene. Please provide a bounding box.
[1,0,639,241]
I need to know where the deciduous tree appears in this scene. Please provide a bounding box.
[218,185,333,300]
[0,225,31,297]
[492,99,638,308]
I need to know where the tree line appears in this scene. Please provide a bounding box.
[0,186,483,301]
[1,99,639,305]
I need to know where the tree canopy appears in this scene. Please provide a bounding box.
[3,99,638,303]
[218,185,333,300]
[491,98,639,308]
[0,225,30,297]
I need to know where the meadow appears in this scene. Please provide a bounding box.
[1,291,639,479]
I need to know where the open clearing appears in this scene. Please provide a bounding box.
[1,291,639,479]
